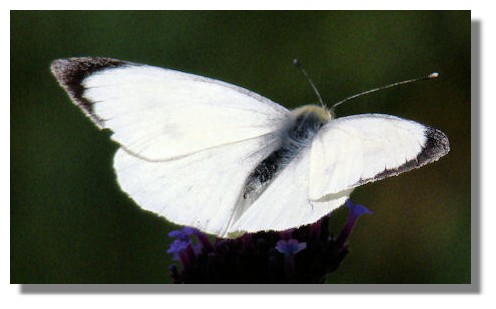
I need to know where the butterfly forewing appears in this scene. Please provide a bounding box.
[52,57,289,161]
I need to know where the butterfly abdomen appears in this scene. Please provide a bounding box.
[242,105,331,200]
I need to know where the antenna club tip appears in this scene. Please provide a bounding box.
[428,72,440,79]
[292,58,302,67]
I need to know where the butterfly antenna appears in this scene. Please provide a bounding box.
[330,72,439,114]
[293,59,325,107]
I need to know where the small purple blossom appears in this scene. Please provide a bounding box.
[167,227,199,241]
[336,199,373,248]
[166,227,202,261]
[275,239,307,255]
[346,199,374,218]
[275,238,307,274]
[166,239,190,261]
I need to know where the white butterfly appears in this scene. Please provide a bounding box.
[51,57,450,238]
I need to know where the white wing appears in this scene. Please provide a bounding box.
[51,57,289,161]
[309,114,450,201]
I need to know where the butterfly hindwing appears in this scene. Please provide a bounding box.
[114,133,281,236]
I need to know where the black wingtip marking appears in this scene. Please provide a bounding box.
[418,127,450,164]
[50,57,129,128]
[359,127,450,184]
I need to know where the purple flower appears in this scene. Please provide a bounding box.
[346,199,373,218]
[166,227,202,262]
[167,199,372,283]
[275,239,307,255]
[166,239,190,261]
[336,199,373,248]
[275,238,307,274]
[168,227,199,241]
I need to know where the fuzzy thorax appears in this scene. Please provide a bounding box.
[290,104,333,123]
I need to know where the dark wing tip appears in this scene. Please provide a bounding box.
[50,57,129,128]
[51,57,128,78]
[418,127,450,165]
[358,126,450,185]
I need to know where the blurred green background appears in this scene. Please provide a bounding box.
[11,11,471,284]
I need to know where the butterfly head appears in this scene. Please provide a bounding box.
[291,104,333,125]
[287,105,332,143]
